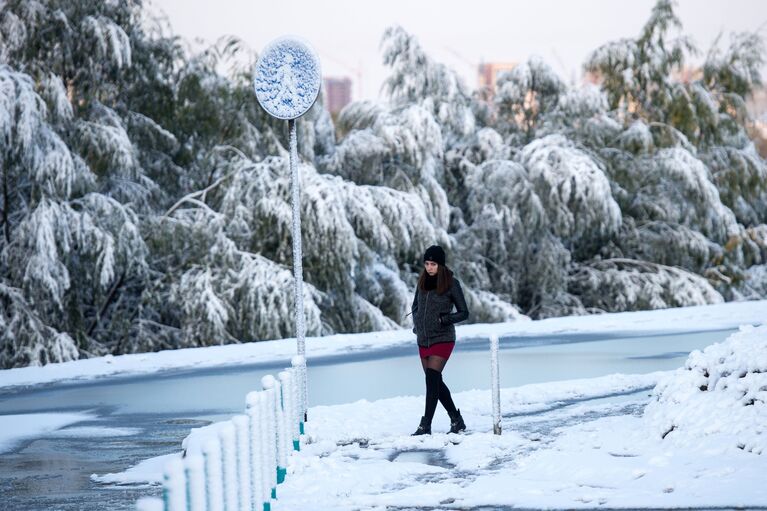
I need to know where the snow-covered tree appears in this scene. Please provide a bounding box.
[1,0,765,368]
[495,57,565,143]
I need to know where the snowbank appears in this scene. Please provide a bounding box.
[645,323,767,454]
[91,453,179,486]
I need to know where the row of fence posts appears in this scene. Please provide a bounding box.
[136,355,307,511]
[136,333,502,510]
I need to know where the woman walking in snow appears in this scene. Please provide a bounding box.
[411,245,470,435]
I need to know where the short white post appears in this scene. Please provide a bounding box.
[219,422,239,511]
[272,378,287,484]
[490,334,502,435]
[291,355,307,434]
[232,415,252,511]
[261,376,278,499]
[281,369,299,450]
[184,455,206,511]
[278,370,294,458]
[290,368,300,449]
[163,458,187,511]
[202,438,224,511]
[258,391,273,511]
[245,401,265,511]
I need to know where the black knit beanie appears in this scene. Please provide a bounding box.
[423,245,446,266]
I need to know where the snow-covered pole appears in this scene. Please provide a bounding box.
[202,438,225,511]
[288,117,309,424]
[162,458,187,511]
[245,403,265,511]
[219,422,239,511]
[272,378,288,484]
[254,38,320,426]
[490,334,502,435]
[184,455,206,511]
[283,366,301,450]
[232,415,252,511]
[261,375,278,499]
[278,370,296,454]
[291,355,307,434]
[258,391,274,510]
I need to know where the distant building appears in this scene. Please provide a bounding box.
[323,77,352,116]
[477,62,518,96]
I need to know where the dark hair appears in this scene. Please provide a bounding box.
[418,264,453,295]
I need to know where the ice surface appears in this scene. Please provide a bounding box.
[0,300,763,392]
[0,412,93,453]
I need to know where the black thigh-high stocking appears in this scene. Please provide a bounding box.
[438,381,458,417]
[424,368,441,422]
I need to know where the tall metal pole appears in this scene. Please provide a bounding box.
[289,118,308,421]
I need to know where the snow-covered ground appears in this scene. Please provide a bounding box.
[271,324,767,510]
[3,301,765,509]
[97,323,767,510]
[1,300,765,392]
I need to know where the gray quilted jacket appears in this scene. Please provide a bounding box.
[411,278,469,347]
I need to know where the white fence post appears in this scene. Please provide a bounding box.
[278,371,293,459]
[490,333,502,435]
[245,392,264,511]
[261,376,278,499]
[219,422,239,511]
[202,438,225,511]
[291,355,307,430]
[273,378,287,484]
[290,367,301,449]
[163,458,187,511]
[232,415,253,511]
[184,455,206,511]
[280,370,299,451]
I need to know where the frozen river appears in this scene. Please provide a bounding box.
[0,328,736,510]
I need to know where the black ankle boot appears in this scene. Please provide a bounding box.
[449,409,466,434]
[412,416,431,436]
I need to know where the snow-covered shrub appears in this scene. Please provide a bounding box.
[645,324,767,454]
[608,147,739,244]
[0,282,79,366]
[617,218,718,273]
[518,134,622,254]
[569,258,723,312]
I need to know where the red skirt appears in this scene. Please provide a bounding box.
[419,341,455,360]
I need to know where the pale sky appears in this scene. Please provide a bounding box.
[148,0,767,101]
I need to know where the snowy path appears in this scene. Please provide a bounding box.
[273,371,767,510]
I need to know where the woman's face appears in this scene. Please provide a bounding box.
[424,260,438,276]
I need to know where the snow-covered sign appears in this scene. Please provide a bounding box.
[254,37,321,120]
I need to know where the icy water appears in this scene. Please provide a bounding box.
[0,328,736,510]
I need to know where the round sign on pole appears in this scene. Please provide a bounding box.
[253,37,322,120]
